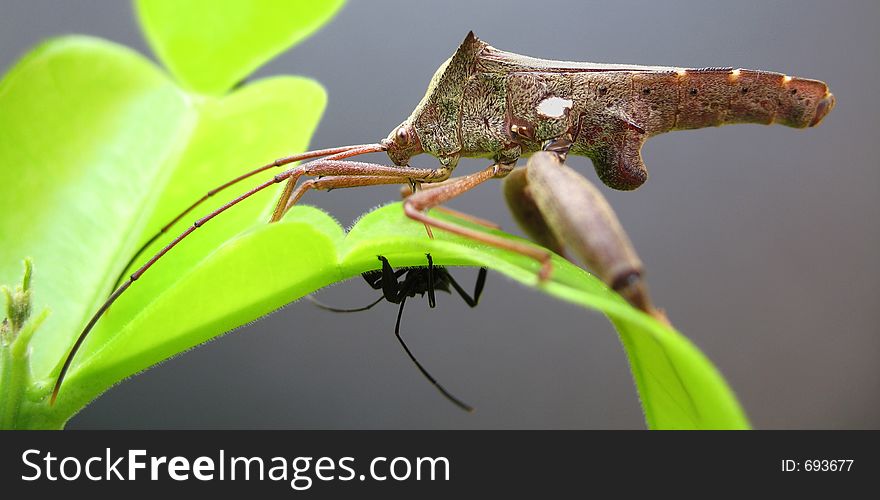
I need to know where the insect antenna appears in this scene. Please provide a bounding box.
[109,144,383,291]
[51,143,386,404]
[305,294,384,313]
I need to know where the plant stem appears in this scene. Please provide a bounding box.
[0,340,25,428]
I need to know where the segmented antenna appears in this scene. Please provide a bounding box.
[50,144,386,404]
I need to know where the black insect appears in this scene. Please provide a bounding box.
[309,254,486,412]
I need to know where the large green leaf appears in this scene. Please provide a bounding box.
[135,0,346,95]
[0,36,328,428]
[56,202,749,430]
[0,36,196,383]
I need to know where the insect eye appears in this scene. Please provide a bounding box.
[396,126,411,145]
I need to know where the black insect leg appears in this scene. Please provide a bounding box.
[378,255,407,302]
[362,256,407,290]
[426,254,437,308]
[393,295,473,412]
[444,267,487,307]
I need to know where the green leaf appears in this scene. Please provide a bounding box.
[135,0,346,95]
[0,36,197,383]
[0,36,328,428]
[57,200,748,429]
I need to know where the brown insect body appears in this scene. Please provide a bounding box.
[385,32,835,190]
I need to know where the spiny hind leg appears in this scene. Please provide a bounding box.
[502,167,568,257]
[498,133,577,258]
[515,152,663,318]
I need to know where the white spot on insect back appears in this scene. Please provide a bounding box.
[537,96,573,118]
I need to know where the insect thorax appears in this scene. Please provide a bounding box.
[422,69,638,162]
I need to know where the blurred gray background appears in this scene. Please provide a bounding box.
[2,0,877,429]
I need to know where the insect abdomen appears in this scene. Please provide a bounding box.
[630,68,833,135]
[673,68,834,130]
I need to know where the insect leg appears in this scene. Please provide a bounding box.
[444,267,487,308]
[400,181,501,230]
[430,207,502,230]
[392,295,474,412]
[294,175,414,215]
[377,255,406,304]
[426,254,436,308]
[502,167,568,257]
[269,160,453,222]
[520,152,662,318]
[362,265,407,290]
[109,144,384,291]
[403,165,554,281]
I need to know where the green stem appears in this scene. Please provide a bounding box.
[0,308,53,429]
[0,341,25,428]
